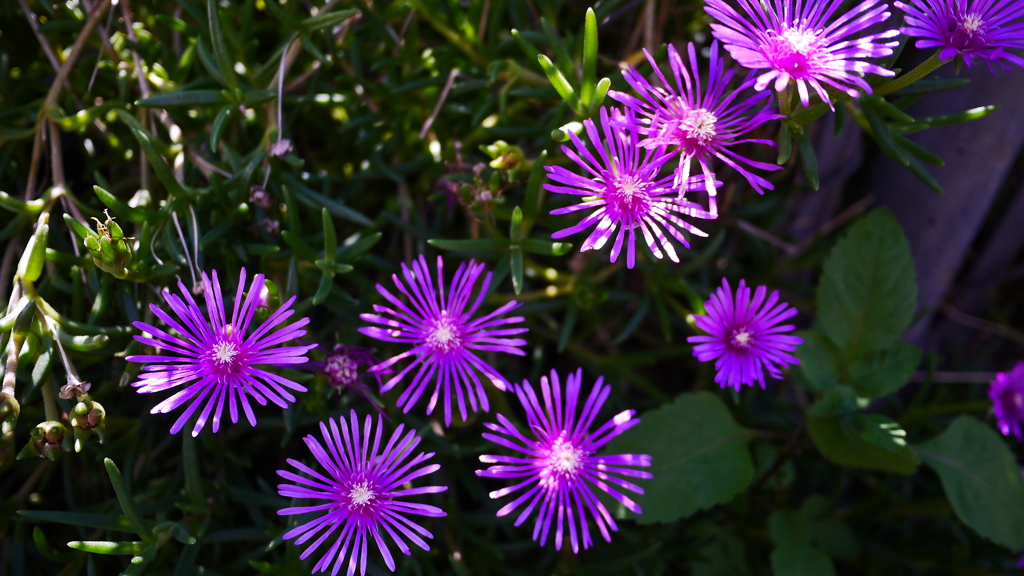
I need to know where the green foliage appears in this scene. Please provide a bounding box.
[917,417,1024,552]
[817,208,917,365]
[607,392,755,524]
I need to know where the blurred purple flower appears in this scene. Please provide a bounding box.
[477,368,652,552]
[990,361,1024,440]
[277,411,446,576]
[545,107,716,269]
[127,269,313,436]
[687,278,803,390]
[705,0,899,108]
[895,0,1024,69]
[304,344,388,413]
[359,255,528,426]
[610,41,782,211]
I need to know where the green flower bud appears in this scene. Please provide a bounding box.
[16,214,49,283]
[70,398,105,451]
[20,421,70,461]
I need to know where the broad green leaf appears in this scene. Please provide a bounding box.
[917,416,1024,552]
[855,413,907,452]
[795,330,840,392]
[817,209,917,364]
[845,341,921,398]
[771,544,836,576]
[807,385,858,418]
[135,90,227,108]
[768,510,812,548]
[606,392,755,524]
[808,415,919,475]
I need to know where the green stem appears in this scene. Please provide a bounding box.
[876,51,947,96]
[778,85,793,117]
[41,375,59,423]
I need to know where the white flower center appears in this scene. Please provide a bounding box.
[782,26,819,54]
[547,437,585,478]
[348,481,376,508]
[962,13,983,34]
[682,108,718,146]
[731,329,753,349]
[212,341,238,364]
[325,354,359,386]
[427,315,461,353]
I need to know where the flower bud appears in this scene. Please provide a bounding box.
[16,213,49,283]
[71,398,106,451]
[20,421,70,461]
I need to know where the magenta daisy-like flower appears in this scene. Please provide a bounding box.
[705,0,900,108]
[127,269,314,436]
[687,278,803,390]
[545,107,716,269]
[277,411,447,576]
[895,0,1024,69]
[476,368,652,552]
[990,361,1024,440]
[359,255,528,426]
[610,41,782,211]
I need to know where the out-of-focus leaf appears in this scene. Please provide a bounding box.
[890,77,970,95]
[607,392,755,524]
[795,330,840,392]
[522,149,547,235]
[817,209,917,363]
[18,511,134,532]
[856,413,907,452]
[845,341,921,398]
[206,0,239,90]
[300,7,358,32]
[770,544,836,576]
[807,385,859,418]
[794,130,819,190]
[917,416,1024,552]
[862,100,909,166]
[809,415,920,475]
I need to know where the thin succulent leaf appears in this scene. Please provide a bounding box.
[299,8,358,32]
[510,245,524,295]
[135,90,228,108]
[892,105,1000,134]
[777,125,793,165]
[321,208,337,262]
[206,0,239,90]
[116,111,194,200]
[210,104,234,150]
[892,134,944,167]
[890,77,970,96]
[521,238,573,256]
[861,102,909,166]
[537,55,582,115]
[66,540,148,555]
[427,238,509,252]
[0,191,46,215]
[589,76,611,115]
[104,458,153,541]
[581,8,598,107]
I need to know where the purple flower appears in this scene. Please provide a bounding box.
[277,411,447,576]
[477,368,652,552]
[359,255,528,426]
[305,344,389,414]
[127,269,314,436]
[545,107,716,269]
[990,361,1024,440]
[895,0,1024,69]
[610,41,783,210]
[705,0,900,108]
[687,278,803,390]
